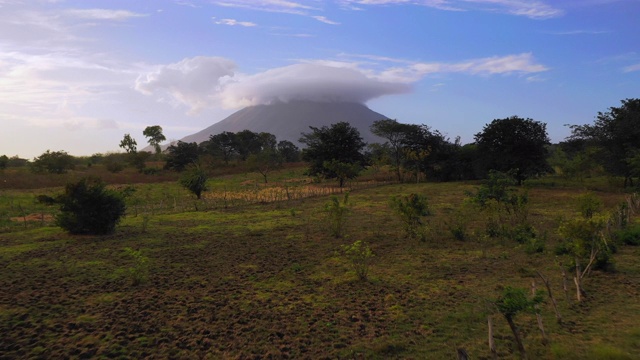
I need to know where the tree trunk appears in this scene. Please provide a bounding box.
[574,256,582,302]
[505,315,528,360]
[532,280,548,344]
[561,267,569,303]
[536,271,562,324]
[488,315,497,360]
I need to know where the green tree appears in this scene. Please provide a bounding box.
[119,133,137,154]
[56,177,126,234]
[248,148,282,183]
[235,129,262,161]
[277,140,300,163]
[179,166,208,199]
[164,141,200,171]
[0,155,7,170]
[370,119,416,182]
[31,150,75,174]
[202,131,237,165]
[300,122,367,186]
[567,98,640,187]
[475,116,551,185]
[493,286,544,360]
[143,125,166,154]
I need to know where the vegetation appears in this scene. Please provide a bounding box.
[475,116,551,185]
[143,125,166,154]
[567,98,640,187]
[30,150,76,174]
[324,192,351,238]
[390,193,431,241]
[178,166,208,200]
[55,177,127,234]
[493,286,544,359]
[1,166,639,359]
[2,98,640,359]
[300,121,367,187]
[340,240,374,281]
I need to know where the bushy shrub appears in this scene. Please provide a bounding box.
[340,240,373,281]
[56,177,126,235]
[179,166,208,199]
[325,192,350,238]
[614,224,640,246]
[391,193,431,241]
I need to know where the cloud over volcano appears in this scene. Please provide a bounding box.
[135,53,547,113]
[135,58,411,112]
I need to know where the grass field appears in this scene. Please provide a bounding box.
[1,167,639,359]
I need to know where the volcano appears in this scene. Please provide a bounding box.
[178,101,389,147]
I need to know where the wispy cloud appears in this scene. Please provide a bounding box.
[214,0,316,15]
[340,0,562,19]
[312,15,340,25]
[327,52,549,83]
[214,18,257,27]
[623,63,640,72]
[65,9,148,21]
[543,29,611,35]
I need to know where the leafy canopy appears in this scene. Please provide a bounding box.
[300,121,367,186]
[56,177,126,235]
[475,116,551,185]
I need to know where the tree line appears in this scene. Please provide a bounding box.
[2,98,638,189]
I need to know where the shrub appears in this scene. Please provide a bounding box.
[325,192,350,238]
[56,177,126,235]
[391,193,431,241]
[577,192,603,219]
[123,247,150,286]
[179,166,208,199]
[340,240,373,281]
[614,224,640,246]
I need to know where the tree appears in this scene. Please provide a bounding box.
[300,122,367,187]
[119,134,137,154]
[475,116,551,185]
[31,150,75,174]
[370,119,416,182]
[277,140,300,163]
[567,98,640,187]
[164,141,200,171]
[179,166,208,200]
[235,130,262,161]
[143,125,166,154]
[202,131,237,165]
[0,155,7,170]
[493,286,543,360]
[56,177,126,235]
[248,148,282,183]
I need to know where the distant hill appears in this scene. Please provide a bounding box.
[177,100,389,147]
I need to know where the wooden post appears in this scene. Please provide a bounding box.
[532,280,548,345]
[488,315,497,360]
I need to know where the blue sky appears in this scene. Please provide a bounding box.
[0,0,638,158]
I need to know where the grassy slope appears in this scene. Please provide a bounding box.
[1,174,639,359]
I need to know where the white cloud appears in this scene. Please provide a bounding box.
[64,9,148,21]
[220,63,411,107]
[312,15,340,24]
[370,53,548,83]
[339,0,562,19]
[135,56,236,113]
[134,53,548,111]
[214,18,257,26]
